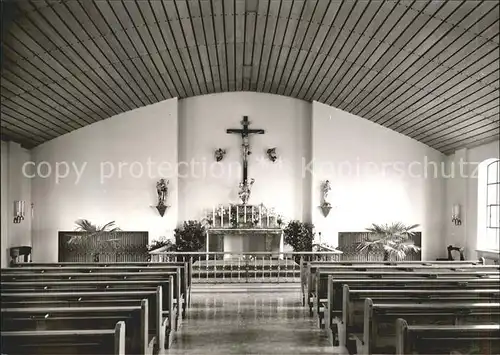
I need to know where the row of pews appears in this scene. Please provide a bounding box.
[1,261,193,355]
[302,259,500,354]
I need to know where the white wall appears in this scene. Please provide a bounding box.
[311,101,446,260]
[1,141,33,266]
[178,92,311,223]
[31,99,178,262]
[21,92,472,262]
[446,140,500,258]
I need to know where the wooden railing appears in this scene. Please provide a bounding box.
[149,251,342,283]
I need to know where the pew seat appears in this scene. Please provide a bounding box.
[1,321,126,355]
[312,269,499,319]
[302,259,491,306]
[1,286,176,349]
[395,319,500,355]
[360,300,500,355]
[3,261,192,313]
[1,301,151,355]
[1,277,182,332]
[332,286,500,347]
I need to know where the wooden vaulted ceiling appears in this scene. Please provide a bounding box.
[1,0,498,154]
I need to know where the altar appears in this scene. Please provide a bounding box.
[204,203,284,258]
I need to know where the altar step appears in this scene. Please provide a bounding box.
[192,282,301,293]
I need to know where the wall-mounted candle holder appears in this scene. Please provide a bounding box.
[452,204,462,226]
[13,201,25,223]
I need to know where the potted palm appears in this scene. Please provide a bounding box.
[357,222,420,261]
[67,219,121,262]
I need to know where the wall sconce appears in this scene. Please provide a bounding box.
[266,148,278,163]
[452,204,462,225]
[13,201,25,223]
[214,148,226,162]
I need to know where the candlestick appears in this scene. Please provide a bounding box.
[236,205,239,225]
[266,211,269,227]
[228,205,231,226]
[251,206,254,224]
[220,206,223,226]
[244,206,247,223]
[259,206,262,227]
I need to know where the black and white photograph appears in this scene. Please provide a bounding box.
[1,0,499,354]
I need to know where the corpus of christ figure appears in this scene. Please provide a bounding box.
[227,116,265,185]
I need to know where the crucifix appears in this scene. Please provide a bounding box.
[227,116,265,184]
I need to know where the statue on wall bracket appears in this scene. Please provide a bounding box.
[214,148,226,162]
[320,180,332,217]
[154,179,170,217]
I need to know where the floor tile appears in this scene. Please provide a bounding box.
[165,288,348,355]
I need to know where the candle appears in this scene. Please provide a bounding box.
[259,206,262,227]
[236,205,239,224]
[244,206,247,223]
[251,206,254,224]
[267,210,269,227]
[228,205,231,225]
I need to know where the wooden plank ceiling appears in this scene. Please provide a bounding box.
[1,0,498,154]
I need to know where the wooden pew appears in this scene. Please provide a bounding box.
[314,270,499,327]
[1,320,126,355]
[4,262,192,315]
[9,261,192,291]
[306,263,498,312]
[336,286,500,348]
[3,262,192,308]
[1,285,176,350]
[303,259,489,305]
[395,319,500,355]
[1,300,151,355]
[322,276,500,344]
[1,273,183,329]
[362,300,500,355]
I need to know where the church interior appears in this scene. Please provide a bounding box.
[1,0,499,354]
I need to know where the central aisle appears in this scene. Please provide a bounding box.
[165,284,347,354]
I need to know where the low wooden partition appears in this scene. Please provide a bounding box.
[58,231,149,262]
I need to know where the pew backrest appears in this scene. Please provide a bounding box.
[1,320,126,355]
[364,299,500,355]
[395,319,500,355]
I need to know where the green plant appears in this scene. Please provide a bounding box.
[174,220,206,252]
[357,222,421,261]
[283,220,315,252]
[67,219,121,247]
[147,238,176,252]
